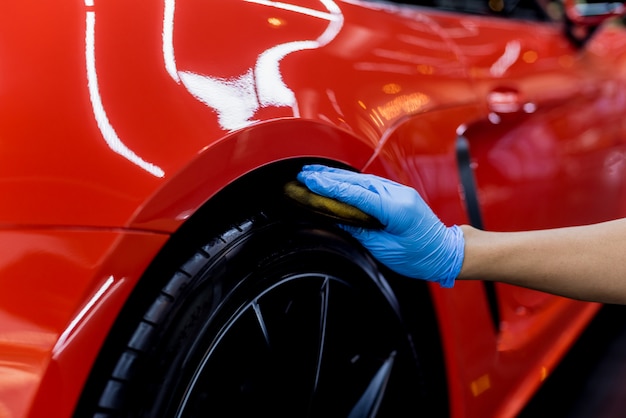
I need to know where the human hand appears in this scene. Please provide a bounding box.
[297,164,464,287]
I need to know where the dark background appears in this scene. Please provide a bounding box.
[518,304,626,417]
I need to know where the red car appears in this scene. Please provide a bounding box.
[2,0,626,416]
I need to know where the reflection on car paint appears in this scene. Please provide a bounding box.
[163,0,344,130]
[84,0,165,178]
[490,40,521,77]
[51,276,116,357]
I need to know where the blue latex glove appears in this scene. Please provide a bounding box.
[297,164,464,288]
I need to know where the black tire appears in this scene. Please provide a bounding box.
[82,212,443,417]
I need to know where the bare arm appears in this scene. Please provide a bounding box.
[459,219,626,304]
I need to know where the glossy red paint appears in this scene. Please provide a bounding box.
[0,229,168,418]
[1,0,625,417]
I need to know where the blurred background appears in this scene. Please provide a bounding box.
[519,304,626,417]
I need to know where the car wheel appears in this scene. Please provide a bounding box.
[81,212,443,417]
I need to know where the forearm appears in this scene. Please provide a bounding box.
[458,219,626,304]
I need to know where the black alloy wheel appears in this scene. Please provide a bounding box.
[80,212,440,417]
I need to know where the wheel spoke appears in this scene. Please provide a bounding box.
[347,351,396,418]
[252,300,271,348]
[313,277,330,393]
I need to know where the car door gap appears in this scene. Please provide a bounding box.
[456,135,500,333]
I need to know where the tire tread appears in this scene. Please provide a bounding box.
[94,217,259,416]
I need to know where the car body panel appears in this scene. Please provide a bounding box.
[1,0,626,417]
[0,0,475,230]
[0,229,168,418]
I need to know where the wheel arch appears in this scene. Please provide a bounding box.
[128,118,378,232]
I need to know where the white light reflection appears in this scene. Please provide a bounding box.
[245,0,340,20]
[163,0,179,82]
[488,112,501,124]
[163,0,343,131]
[52,275,116,356]
[85,3,165,177]
[490,40,520,78]
[178,70,261,131]
[523,102,537,113]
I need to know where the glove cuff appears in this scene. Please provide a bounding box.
[438,225,465,288]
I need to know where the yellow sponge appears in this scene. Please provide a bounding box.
[283,181,383,229]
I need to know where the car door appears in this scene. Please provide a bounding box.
[435,0,626,351]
